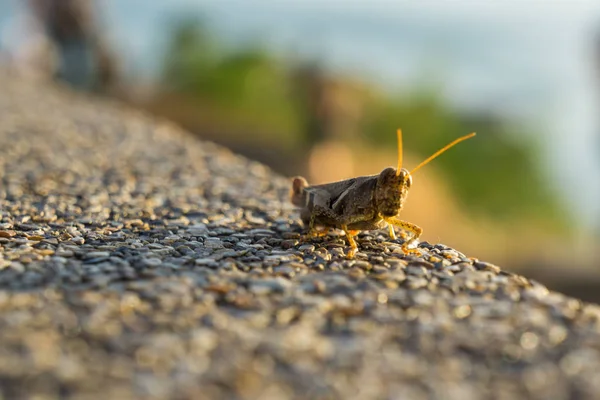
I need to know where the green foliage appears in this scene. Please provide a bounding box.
[162,18,218,92]
[160,17,300,138]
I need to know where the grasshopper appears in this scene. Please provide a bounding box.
[290,129,476,258]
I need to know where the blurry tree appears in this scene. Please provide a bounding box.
[160,17,299,140]
[161,18,218,94]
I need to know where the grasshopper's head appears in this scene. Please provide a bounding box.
[375,167,412,217]
[375,129,476,218]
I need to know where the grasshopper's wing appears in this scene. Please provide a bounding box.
[298,178,358,227]
[329,175,378,223]
[303,186,332,208]
[304,178,358,208]
[306,178,356,195]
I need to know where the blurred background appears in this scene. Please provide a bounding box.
[1,0,599,301]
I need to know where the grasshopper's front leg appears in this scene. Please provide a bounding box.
[385,217,423,254]
[388,225,397,240]
[337,213,377,258]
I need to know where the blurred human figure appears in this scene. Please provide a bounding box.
[18,0,119,93]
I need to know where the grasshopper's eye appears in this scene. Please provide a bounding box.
[406,174,412,188]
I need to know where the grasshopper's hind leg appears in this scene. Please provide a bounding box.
[388,224,397,240]
[385,217,423,254]
[341,225,359,258]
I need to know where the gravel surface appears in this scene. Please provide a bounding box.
[2,71,600,400]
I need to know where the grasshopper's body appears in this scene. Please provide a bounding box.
[291,129,476,258]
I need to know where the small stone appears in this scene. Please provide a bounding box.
[249,278,292,295]
[353,261,372,270]
[330,248,346,257]
[520,332,540,350]
[248,228,276,236]
[474,261,501,274]
[204,238,223,249]
[187,224,208,236]
[406,266,429,278]
[245,213,266,225]
[276,224,290,232]
[85,251,111,259]
[142,258,162,267]
[9,262,25,273]
[26,235,45,241]
[177,245,194,255]
[406,276,428,289]
[71,236,85,245]
[42,237,59,245]
[281,239,298,249]
[16,223,36,231]
[55,249,74,257]
[195,258,218,267]
[453,305,472,319]
[0,230,16,238]
[298,244,315,252]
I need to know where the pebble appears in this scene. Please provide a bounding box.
[407,265,430,278]
[55,249,74,257]
[142,258,162,268]
[273,265,296,278]
[298,244,315,252]
[203,238,223,249]
[195,258,218,268]
[249,278,292,294]
[71,236,85,245]
[248,228,276,236]
[85,251,111,259]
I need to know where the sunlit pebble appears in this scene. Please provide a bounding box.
[377,293,388,304]
[135,347,157,368]
[503,344,523,362]
[520,332,540,350]
[522,364,557,393]
[65,339,90,357]
[560,352,585,376]
[453,305,472,319]
[548,325,568,346]
[120,293,142,314]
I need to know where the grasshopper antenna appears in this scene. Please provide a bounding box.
[396,128,403,176]
[409,132,476,175]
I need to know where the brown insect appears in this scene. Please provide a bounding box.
[290,129,476,258]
